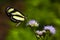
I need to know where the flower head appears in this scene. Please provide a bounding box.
[36,30,43,35]
[44,25,56,34]
[35,30,46,36]
[27,20,39,27]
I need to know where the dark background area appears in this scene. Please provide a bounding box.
[0,0,25,40]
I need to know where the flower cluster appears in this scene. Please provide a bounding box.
[26,20,56,37]
[26,20,39,27]
[36,30,46,35]
[44,26,56,34]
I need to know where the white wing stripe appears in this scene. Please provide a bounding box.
[8,8,14,13]
[13,16,25,21]
[12,11,24,17]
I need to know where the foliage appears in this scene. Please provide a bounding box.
[5,0,60,40]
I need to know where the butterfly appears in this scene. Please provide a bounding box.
[5,7,26,27]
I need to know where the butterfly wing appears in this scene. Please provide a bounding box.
[6,7,25,23]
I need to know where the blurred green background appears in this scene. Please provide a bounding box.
[0,0,60,40]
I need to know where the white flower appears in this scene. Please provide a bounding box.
[27,20,39,27]
[35,30,46,35]
[36,30,43,35]
[42,30,46,33]
[44,26,56,34]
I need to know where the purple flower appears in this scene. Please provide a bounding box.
[44,26,56,34]
[27,20,39,27]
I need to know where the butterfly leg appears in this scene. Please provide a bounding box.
[16,22,21,27]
